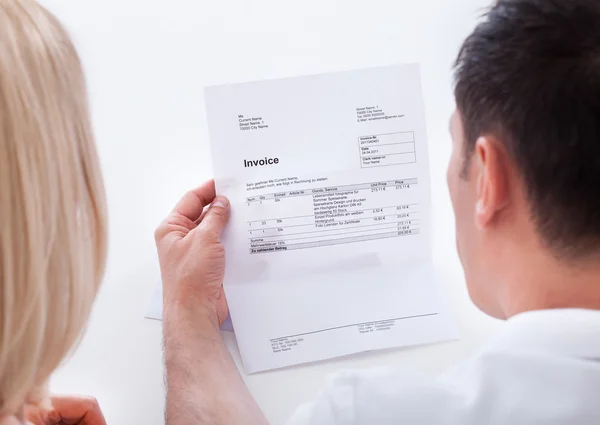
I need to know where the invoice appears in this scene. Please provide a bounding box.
[205,64,458,373]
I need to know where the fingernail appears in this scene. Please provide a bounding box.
[212,197,229,209]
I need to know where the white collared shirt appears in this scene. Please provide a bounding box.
[287,309,600,425]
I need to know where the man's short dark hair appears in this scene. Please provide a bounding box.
[454,0,600,258]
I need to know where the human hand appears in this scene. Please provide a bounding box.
[25,396,106,425]
[155,180,231,327]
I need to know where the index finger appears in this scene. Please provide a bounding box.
[172,180,216,222]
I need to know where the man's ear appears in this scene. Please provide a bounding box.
[474,136,510,230]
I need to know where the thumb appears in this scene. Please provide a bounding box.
[198,196,230,237]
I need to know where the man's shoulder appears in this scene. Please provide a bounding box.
[287,367,470,425]
[288,347,600,425]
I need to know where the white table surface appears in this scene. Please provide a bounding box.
[39,0,503,423]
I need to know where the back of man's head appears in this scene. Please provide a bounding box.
[455,0,600,257]
[449,0,600,317]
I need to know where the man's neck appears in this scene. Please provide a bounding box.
[499,248,600,318]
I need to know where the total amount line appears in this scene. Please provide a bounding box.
[250,228,419,254]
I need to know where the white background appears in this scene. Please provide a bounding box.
[38,0,502,424]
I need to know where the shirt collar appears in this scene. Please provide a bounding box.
[488,308,600,360]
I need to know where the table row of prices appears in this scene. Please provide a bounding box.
[246,178,421,254]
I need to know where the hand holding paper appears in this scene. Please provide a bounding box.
[154,181,230,327]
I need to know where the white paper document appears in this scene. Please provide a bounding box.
[205,64,458,373]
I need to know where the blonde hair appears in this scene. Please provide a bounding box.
[0,0,107,417]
